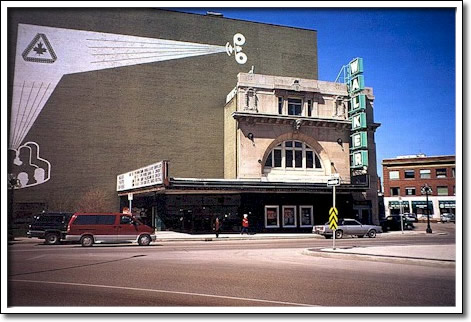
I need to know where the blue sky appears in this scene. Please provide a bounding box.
[175,7,457,178]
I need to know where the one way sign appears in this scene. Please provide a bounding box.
[327,177,340,186]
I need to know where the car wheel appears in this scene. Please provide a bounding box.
[335,230,343,239]
[44,233,60,245]
[368,230,376,238]
[138,234,151,246]
[80,235,94,247]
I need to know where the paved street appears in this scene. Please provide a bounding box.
[7,223,457,310]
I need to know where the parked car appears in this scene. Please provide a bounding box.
[27,212,74,245]
[65,212,156,247]
[380,215,414,232]
[403,213,418,222]
[313,218,382,239]
[418,214,434,221]
[440,213,455,223]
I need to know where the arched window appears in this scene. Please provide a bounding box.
[264,141,322,170]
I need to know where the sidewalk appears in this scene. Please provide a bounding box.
[9,225,448,243]
[303,244,456,267]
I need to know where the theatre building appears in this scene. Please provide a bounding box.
[8,9,380,233]
[117,71,381,232]
[382,155,456,220]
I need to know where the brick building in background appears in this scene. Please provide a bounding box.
[382,155,456,220]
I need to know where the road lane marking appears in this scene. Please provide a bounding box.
[9,255,146,277]
[26,255,47,261]
[10,279,316,306]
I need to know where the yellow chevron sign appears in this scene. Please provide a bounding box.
[329,207,338,230]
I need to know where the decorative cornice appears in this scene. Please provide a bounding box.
[232,111,351,130]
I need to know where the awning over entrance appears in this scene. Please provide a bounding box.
[411,201,433,209]
[439,200,456,208]
[117,177,370,197]
[388,201,410,209]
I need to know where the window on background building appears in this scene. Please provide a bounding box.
[287,98,302,116]
[389,171,399,180]
[264,141,322,170]
[390,187,400,196]
[436,168,447,178]
[420,169,431,179]
[452,168,455,178]
[404,170,415,179]
[278,97,283,114]
[453,186,455,195]
[405,187,416,195]
[437,186,448,196]
[307,100,312,117]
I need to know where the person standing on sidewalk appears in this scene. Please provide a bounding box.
[241,214,249,235]
[213,217,221,238]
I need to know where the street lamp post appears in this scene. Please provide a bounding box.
[398,196,404,234]
[421,184,433,234]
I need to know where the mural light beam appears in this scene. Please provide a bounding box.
[9,23,247,189]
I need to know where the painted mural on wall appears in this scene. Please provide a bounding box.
[9,23,247,189]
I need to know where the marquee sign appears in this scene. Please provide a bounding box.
[117,160,168,191]
[347,58,368,169]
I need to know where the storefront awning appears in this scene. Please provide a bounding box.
[388,201,409,209]
[117,177,370,197]
[411,201,433,209]
[439,200,456,208]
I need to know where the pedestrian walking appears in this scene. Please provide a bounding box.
[241,214,249,235]
[213,217,221,238]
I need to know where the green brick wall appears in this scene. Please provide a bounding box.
[8,8,318,211]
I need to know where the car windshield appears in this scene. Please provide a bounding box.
[35,215,63,223]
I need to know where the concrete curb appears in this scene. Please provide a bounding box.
[155,235,323,242]
[9,229,448,244]
[302,248,456,267]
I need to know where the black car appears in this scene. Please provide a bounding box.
[380,215,414,232]
[27,212,74,245]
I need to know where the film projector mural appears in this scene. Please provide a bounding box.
[9,24,248,189]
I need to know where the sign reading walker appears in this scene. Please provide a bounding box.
[117,161,167,191]
[348,57,369,169]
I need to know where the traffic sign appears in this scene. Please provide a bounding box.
[329,219,338,230]
[329,207,338,230]
[329,218,338,230]
[327,178,340,187]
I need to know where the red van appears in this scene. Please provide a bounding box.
[65,213,156,247]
